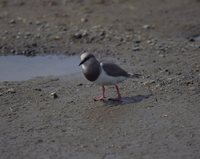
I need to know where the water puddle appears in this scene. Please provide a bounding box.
[0,55,80,81]
[190,35,200,42]
[194,35,200,41]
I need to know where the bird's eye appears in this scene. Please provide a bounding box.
[85,56,90,61]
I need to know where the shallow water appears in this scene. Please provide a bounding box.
[191,35,200,41]
[194,35,200,41]
[0,55,80,81]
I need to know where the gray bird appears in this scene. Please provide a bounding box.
[79,53,138,101]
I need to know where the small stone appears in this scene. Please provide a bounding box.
[25,32,31,36]
[17,17,22,21]
[67,100,74,104]
[99,30,106,36]
[35,34,41,38]
[77,83,83,86]
[7,88,16,93]
[35,21,41,25]
[36,139,43,143]
[81,17,88,23]
[73,32,82,39]
[159,54,165,57]
[32,43,37,47]
[189,87,195,91]
[147,40,152,44]
[188,38,195,42]
[54,36,61,40]
[162,114,168,117]
[166,78,173,82]
[80,144,88,148]
[186,80,194,86]
[34,88,42,91]
[0,92,3,96]
[143,80,156,86]
[11,49,15,53]
[9,19,16,24]
[19,1,25,6]
[143,24,151,30]
[81,30,88,37]
[50,92,58,99]
[2,36,6,40]
[132,46,140,51]
[49,1,57,6]
[134,40,141,44]
[155,84,160,89]
[73,30,88,39]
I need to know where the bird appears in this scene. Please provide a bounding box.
[79,52,139,101]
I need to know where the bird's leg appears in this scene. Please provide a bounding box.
[115,85,122,101]
[94,86,106,101]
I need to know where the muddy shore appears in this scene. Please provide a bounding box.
[0,0,200,159]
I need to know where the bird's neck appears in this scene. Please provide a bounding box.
[82,59,100,71]
[81,59,101,81]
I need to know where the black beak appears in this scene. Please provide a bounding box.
[79,56,89,66]
[79,61,83,66]
[79,60,84,66]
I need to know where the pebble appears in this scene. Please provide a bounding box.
[49,1,57,6]
[80,144,88,148]
[25,32,31,36]
[159,54,165,58]
[35,34,41,38]
[186,80,194,86]
[143,24,151,30]
[73,32,82,39]
[134,40,141,44]
[7,88,16,93]
[77,83,83,86]
[81,17,88,23]
[72,30,88,39]
[54,36,61,40]
[32,43,37,47]
[36,139,43,143]
[155,84,161,89]
[99,30,106,36]
[34,88,42,91]
[132,46,140,51]
[35,21,42,25]
[162,114,168,117]
[9,19,16,24]
[189,87,196,91]
[11,49,15,53]
[143,80,156,86]
[50,92,58,99]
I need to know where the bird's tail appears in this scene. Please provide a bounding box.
[128,73,143,78]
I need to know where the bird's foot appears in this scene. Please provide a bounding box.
[94,96,106,102]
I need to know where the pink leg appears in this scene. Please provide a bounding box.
[94,86,106,101]
[115,85,122,101]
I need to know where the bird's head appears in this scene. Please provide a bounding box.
[79,53,95,66]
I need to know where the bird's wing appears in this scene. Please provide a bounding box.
[101,62,130,77]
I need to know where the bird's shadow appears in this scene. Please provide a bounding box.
[103,94,152,106]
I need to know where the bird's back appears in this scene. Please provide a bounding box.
[101,62,130,77]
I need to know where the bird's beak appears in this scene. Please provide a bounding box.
[79,60,84,66]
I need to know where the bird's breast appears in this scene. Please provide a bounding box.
[81,64,101,82]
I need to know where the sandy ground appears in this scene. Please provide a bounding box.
[0,0,200,159]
